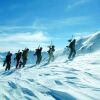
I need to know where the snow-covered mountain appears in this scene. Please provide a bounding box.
[56,31,100,57]
[0,31,100,100]
[76,31,100,53]
[0,31,100,64]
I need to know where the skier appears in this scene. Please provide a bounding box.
[34,47,42,64]
[47,45,55,63]
[22,48,29,67]
[67,39,76,60]
[14,50,22,69]
[3,51,12,71]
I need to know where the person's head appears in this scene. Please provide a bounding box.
[40,47,42,50]
[7,51,11,55]
[8,51,10,54]
[52,45,55,48]
[25,48,29,52]
[73,39,76,43]
[68,39,72,42]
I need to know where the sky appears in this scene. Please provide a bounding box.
[0,0,100,52]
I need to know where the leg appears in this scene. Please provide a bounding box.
[5,66,8,71]
[23,59,27,67]
[5,62,10,71]
[39,55,42,64]
[8,62,11,70]
[19,61,22,68]
[48,55,51,63]
[52,54,54,62]
[72,50,76,59]
[16,60,19,69]
[68,50,72,60]
[3,60,6,66]
[23,59,25,67]
[36,56,39,64]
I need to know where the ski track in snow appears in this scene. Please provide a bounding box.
[0,52,100,100]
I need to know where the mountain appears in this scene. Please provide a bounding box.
[0,31,100,100]
[0,31,100,64]
[76,31,100,53]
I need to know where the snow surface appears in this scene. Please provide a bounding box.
[0,32,100,100]
[0,51,100,100]
[76,31,100,53]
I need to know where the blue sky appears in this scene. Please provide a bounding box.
[0,0,100,52]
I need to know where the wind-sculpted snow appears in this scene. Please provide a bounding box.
[0,51,100,100]
[76,31,100,53]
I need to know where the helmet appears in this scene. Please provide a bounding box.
[40,47,42,50]
[52,45,55,48]
[68,39,71,42]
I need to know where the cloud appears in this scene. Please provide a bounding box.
[0,19,47,32]
[33,16,90,29]
[66,0,90,10]
[0,31,50,52]
[59,16,90,25]
[32,20,47,30]
[0,31,50,42]
[42,16,90,29]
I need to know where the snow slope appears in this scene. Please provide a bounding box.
[56,31,100,58]
[0,51,100,100]
[76,31,100,53]
[0,31,100,100]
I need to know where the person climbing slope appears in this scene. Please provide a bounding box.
[47,45,55,63]
[22,48,29,67]
[3,51,12,71]
[34,47,42,64]
[67,39,76,60]
[14,50,22,69]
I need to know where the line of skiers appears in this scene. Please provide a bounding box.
[3,48,29,71]
[34,47,43,65]
[3,51,12,71]
[3,39,76,71]
[14,48,29,69]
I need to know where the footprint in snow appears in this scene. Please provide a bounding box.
[64,71,77,75]
[55,80,63,85]
[28,79,34,82]
[65,76,78,80]
[21,87,37,98]
[8,81,17,89]
[69,68,80,72]
[44,73,50,76]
